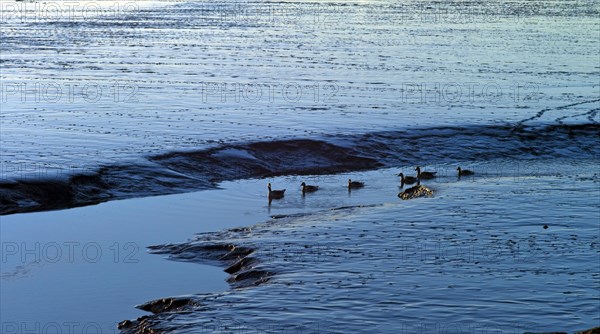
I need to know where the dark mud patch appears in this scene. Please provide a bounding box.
[2,123,599,215]
[149,242,269,289]
[138,297,200,314]
[120,237,274,332]
[0,138,380,215]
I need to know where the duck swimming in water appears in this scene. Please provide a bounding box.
[457,167,474,176]
[267,183,286,199]
[301,182,319,194]
[398,180,434,200]
[348,179,364,189]
[398,172,418,185]
[415,166,436,180]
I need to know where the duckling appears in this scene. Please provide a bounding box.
[267,183,285,199]
[398,172,418,185]
[398,180,433,200]
[348,179,364,189]
[301,182,319,193]
[415,166,436,180]
[457,166,474,176]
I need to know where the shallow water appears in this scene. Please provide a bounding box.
[0,191,236,332]
[1,0,599,333]
[122,159,600,333]
[1,0,599,181]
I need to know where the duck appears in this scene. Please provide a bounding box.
[267,183,285,199]
[398,172,418,185]
[398,180,434,200]
[348,179,364,189]
[301,182,319,193]
[457,166,474,176]
[415,166,436,180]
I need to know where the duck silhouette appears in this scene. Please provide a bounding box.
[267,183,285,199]
[301,182,319,194]
[398,172,418,185]
[457,167,474,176]
[348,179,364,190]
[415,166,436,180]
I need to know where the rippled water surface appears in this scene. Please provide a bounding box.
[1,0,599,333]
[1,0,598,177]
[124,160,600,333]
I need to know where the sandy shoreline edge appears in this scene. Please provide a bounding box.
[117,200,600,334]
[2,122,598,216]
